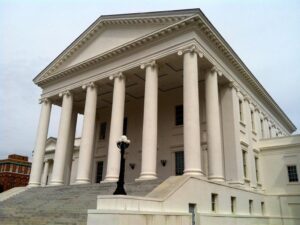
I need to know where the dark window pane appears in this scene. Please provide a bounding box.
[96,161,104,183]
[99,122,107,140]
[287,165,299,182]
[175,151,184,175]
[175,105,183,126]
[123,117,128,135]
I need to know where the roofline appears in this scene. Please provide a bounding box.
[100,8,201,19]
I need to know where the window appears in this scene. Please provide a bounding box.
[242,150,247,178]
[175,151,184,175]
[261,202,265,215]
[189,203,196,225]
[269,126,272,138]
[231,196,236,214]
[255,156,259,183]
[175,105,183,126]
[239,99,243,122]
[287,165,299,182]
[251,110,255,131]
[260,119,264,137]
[249,200,253,214]
[99,122,107,140]
[211,193,218,212]
[123,117,128,135]
[95,161,104,183]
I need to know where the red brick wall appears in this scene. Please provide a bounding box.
[0,172,29,192]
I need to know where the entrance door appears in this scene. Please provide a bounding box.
[95,161,104,183]
[175,151,184,175]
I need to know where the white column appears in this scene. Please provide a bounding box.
[64,112,77,185]
[220,82,244,184]
[179,48,203,176]
[41,160,50,186]
[205,67,224,181]
[271,124,277,137]
[138,61,158,180]
[29,98,52,187]
[254,108,263,139]
[51,91,73,186]
[244,97,257,188]
[263,117,270,138]
[104,74,126,182]
[76,82,98,184]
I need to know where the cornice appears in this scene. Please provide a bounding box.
[34,11,296,132]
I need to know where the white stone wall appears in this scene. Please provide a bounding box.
[260,135,300,195]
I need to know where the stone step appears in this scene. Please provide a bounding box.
[0,180,162,225]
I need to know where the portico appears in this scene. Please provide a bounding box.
[29,42,229,187]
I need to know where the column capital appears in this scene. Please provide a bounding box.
[109,72,125,81]
[254,106,260,113]
[228,81,240,92]
[209,65,223,76]
[140,60,157,70]
[177,45,204,58]
[59,90,72,97]
[244,95,251,103]
[82,82,96,90]
[39,97,51,104]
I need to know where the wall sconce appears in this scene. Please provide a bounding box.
[160,160,167,167]
[129,163,135,170]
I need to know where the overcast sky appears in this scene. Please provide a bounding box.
[0,0,299,160]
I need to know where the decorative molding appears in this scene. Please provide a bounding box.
[254,106,260,113]
[39,97,51,104]
[140,60,157,70]
[177,44,204,58]
[59,90,72,97]
[244,95,251,103]
[228,81,238,90]
[109,72,125,81]
[82,82,96,90]
[210,65,222,76]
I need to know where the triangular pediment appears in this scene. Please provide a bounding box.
[58,23,171,70]
[34,9,200,84]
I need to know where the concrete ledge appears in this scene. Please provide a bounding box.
[87,210,191,225]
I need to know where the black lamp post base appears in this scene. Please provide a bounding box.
[113,184,127,195]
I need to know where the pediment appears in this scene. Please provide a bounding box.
[33,9,199,84]
[57,23,170,71]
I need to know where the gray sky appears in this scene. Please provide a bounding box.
[0,0,299,160]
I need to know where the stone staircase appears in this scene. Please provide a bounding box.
[0,180,162,225]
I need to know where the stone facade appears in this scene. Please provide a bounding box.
[0,155,31,192]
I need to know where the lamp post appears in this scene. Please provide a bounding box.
[113,135,130,195]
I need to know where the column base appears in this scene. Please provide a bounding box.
[102,176,118,183]
[184,169,204,176]
[28,182,41,187]
[208,176,225,182]
[49,180,64,186]
[135,173,157,181]
[75,178,91,185]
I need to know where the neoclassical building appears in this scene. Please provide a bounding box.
[26,9,299,225]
